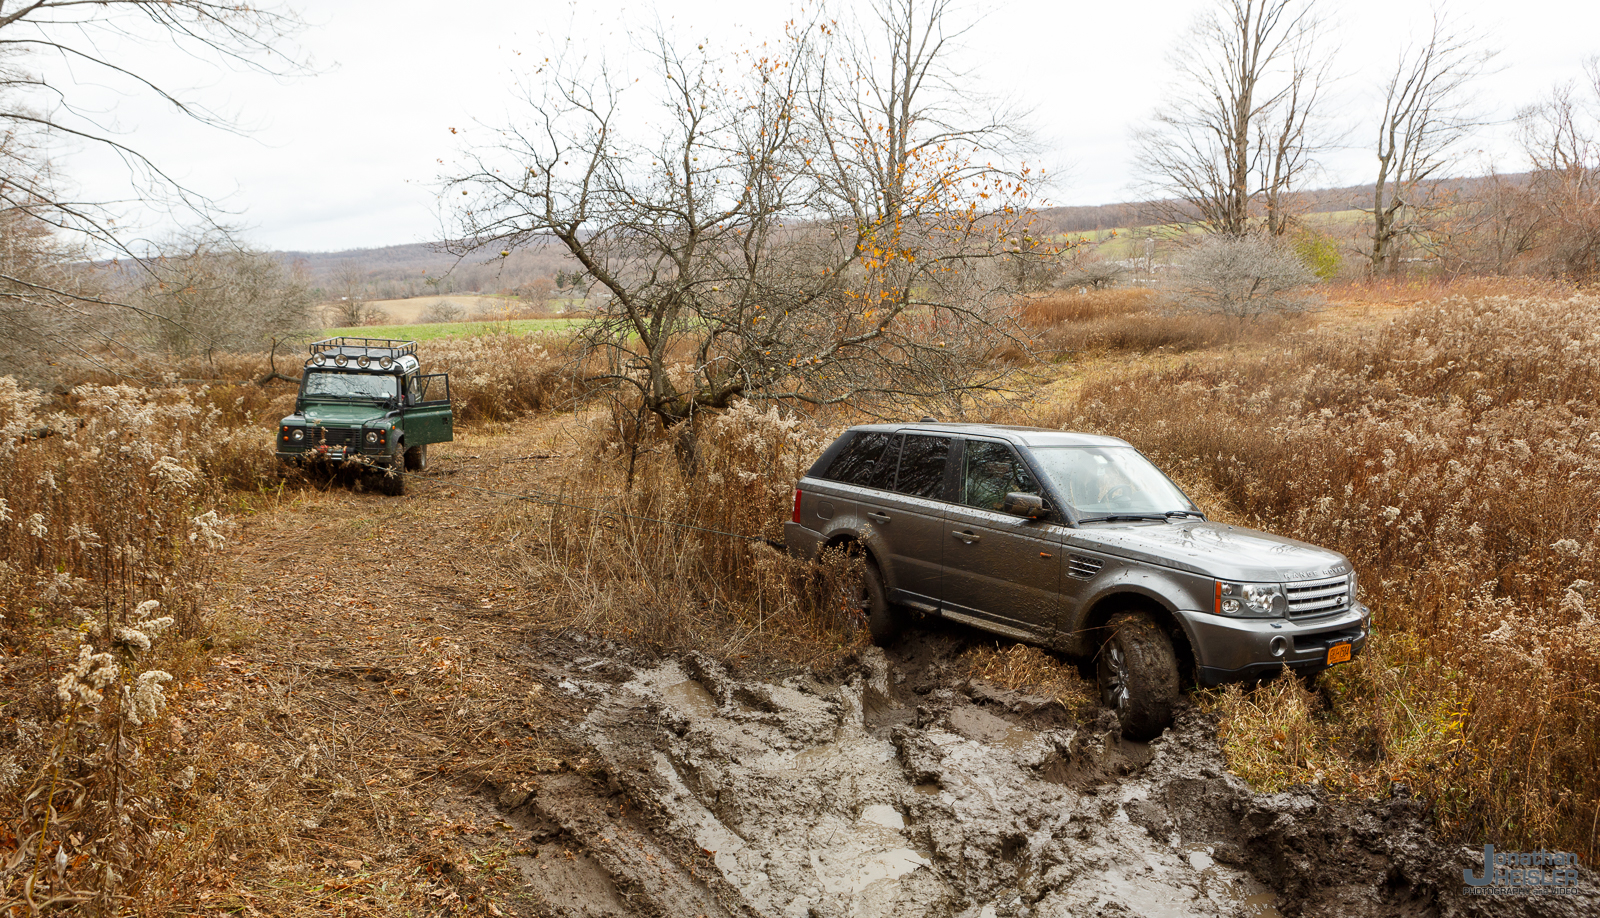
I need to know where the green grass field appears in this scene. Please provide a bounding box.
[321,318,583,341]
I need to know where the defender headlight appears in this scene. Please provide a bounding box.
[364,430,380,445]
[1215,581,1287,617]
[291,429,305,442]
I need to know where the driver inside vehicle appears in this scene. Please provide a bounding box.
[963,443,1039,511]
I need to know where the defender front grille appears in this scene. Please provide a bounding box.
[1286,574,1351,617]
[1067,555,1104,580]
[307,427,360,448]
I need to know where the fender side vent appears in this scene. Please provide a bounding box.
[1068,555,1103,580]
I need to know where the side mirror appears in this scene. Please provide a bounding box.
[1002,492,1050,520]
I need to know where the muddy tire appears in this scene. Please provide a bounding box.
[375,463,406,496]
[1097,610,1179,740]
[404,442,429,471]
[861,560,902,645]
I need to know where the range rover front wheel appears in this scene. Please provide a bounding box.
[1098,611,1178,740]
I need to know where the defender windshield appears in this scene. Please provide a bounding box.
[302,371,399,401]
[1030,446,1198,519]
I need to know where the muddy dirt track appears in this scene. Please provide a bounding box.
[210,419,1597,918]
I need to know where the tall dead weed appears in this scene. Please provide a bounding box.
[1036,292,1600,857]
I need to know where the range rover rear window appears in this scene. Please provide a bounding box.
[822,431,899,489]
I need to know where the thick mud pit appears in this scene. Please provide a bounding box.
[479,628,1595,918]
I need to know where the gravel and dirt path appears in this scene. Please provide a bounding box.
[197,413,1596,918]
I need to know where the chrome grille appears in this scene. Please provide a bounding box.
[1067,555,1104,580]
[1285,574,1351,617]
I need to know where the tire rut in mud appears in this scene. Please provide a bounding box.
[477,630,1597,918]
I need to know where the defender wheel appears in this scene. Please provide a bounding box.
[861,560,902,645]
[1097,610,1179,740]
[376,463,406,496]
[404,443,429,471]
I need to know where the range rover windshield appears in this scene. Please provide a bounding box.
[302,371,399,401]
[1030,446,1199,520]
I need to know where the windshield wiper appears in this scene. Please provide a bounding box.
[1164,510,1205,520]
[1077,513,1169,523]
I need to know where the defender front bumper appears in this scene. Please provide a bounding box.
[1186,603,1371,686]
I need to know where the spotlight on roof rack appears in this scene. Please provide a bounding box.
[334,354,348,367]
[314,354,327,366]
[357,355,371,368]
[378,356,392,369]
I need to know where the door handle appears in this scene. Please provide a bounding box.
[953,530,980,544]
[867,511,891,522]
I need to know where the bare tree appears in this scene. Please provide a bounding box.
[1134,0,1330,237]
[1517,57,1600,281]
[0,1,305,251]
[1366,13,1495,274]
[324,260,373,327]
[128,232,315,360]
[447,5,1035,463]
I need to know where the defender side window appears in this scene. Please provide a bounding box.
[961,440,1039,511]
[893,435,952,500]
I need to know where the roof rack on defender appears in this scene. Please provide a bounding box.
[305,336,418,369]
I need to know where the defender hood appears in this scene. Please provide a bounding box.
[293,402,391,426]
[1064,520,1350,583]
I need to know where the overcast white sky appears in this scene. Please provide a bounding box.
[53,0,1599,253]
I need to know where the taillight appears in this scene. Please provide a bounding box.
[791,488,803,524]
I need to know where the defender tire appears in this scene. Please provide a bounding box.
[376,463,406,496]
[1097,610,1179,740]
[861,560,902,645]
[404,443,429,471]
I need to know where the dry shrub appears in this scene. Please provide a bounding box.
[1019,288,1306,357]
[1020,289,1155,326]
[423,333,588,423]
[1040,291,1600,856]
[960,643,1098,717]
[0,376,268,911]
[503,399,867,663]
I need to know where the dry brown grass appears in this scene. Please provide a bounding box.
[1016,288,1308,358]
[959,643,1098,718]
[1029,291,1600,857]
[497,400,870,666]
[0,378,280,912]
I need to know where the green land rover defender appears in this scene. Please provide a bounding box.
[275,337,453,495]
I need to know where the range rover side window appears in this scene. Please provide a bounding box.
[961,440,1039,511]
[893,435,951,500]
[823,432,894,486]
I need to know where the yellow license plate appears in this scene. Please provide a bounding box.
[1327,642,1352,666]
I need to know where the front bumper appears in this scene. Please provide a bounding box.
[1186,603,1370,686]
[276,446,397,468]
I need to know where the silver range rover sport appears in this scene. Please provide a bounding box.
[784,422,1371,739]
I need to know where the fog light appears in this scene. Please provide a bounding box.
[357,355,371,368]
[314,354,327,366]
[379,356,392,369]
[334,354,348,367]
[1269,636,1289,657]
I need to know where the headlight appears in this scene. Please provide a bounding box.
[291,429,305,442]
[364,430,380,445]
[1349,571,1360,603]
[1215,581,1287,617]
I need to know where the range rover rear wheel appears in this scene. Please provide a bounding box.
[861,560,902,645]
[1098,610,1179,740]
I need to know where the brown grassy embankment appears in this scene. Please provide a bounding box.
[1026,290,1600,857]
